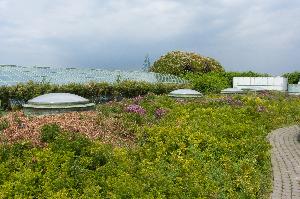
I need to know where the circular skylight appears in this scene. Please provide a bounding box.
[168,89,203,98]
[23,93,95,116]
[221,88,245,94]
[28,93,89,105]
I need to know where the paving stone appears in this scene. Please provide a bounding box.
[269,125,300,199]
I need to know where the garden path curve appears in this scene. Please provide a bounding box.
[268,125,300,199]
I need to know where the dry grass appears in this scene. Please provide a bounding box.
[0,111,135,147]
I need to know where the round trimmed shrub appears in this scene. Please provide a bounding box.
[149,51,224,76]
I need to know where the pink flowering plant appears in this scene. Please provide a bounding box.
[133,95,144,104]
[125,104,146,116]
[124,104,147,125]
[97,95,171,137]
[155,108,167,119]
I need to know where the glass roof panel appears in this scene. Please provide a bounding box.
[0,65,188,86]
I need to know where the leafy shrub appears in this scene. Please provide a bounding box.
[184,72,230,93]
[282,71,300,84]
[149,51,224,76]
[0,132,113,198]
[0,119,9,131]
[40,124,61,143]
[183,71,271,93]
[10,142,32,157]
[50,131,92,156]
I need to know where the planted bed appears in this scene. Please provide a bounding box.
[0,93,299,198]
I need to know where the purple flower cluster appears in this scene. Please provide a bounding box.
[125,104,146,115]
[216,97,243,106]
[133,95,144,104]
[155,108,167,118]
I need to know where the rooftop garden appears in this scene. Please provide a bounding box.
[0,51,299,198]
[0,92,299,198]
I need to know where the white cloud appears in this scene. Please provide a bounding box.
[0,0,198,41]
[0,0,299,73]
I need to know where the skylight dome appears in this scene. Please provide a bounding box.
[168,89,203,98]
[221,88,245,94]
[27,93,89,105]
[23,93,95,115]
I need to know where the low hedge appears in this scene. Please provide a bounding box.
[0,81,189,109]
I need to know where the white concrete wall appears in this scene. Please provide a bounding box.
[289,84,300,93]
[233,77,288,91]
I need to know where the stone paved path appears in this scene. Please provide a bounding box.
[268,125,300,199]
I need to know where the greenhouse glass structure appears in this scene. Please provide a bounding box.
[0,65,188,86]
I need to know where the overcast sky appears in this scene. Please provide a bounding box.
[0,0,299,75]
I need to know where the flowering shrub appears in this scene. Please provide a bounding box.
[150,51,224,75]
[125,104,146,116]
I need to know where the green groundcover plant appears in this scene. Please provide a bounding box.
[0,93,299,198]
